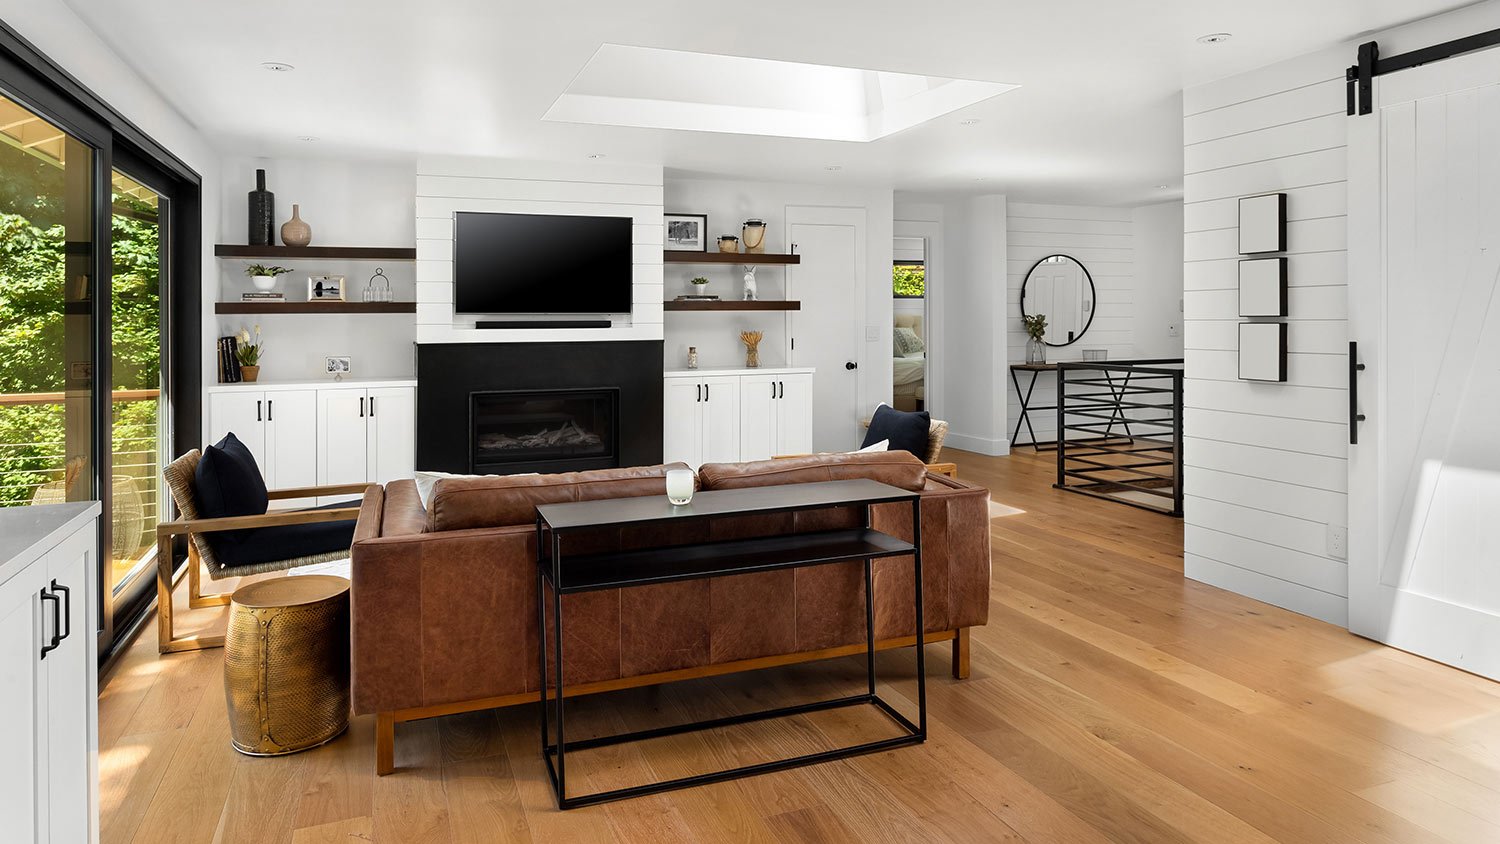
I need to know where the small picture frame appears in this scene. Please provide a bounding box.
[1238,193,1286,254]
[664,213,708,252]
[307,274,346,301]
[1238,257,1288,317]
[324,355,351,378]
[1238,322,1287,382]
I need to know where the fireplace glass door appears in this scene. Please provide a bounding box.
[471,389,618,474]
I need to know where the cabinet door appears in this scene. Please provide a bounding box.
[700,376,742,465]
[263,390,319,508]
[738,374,779,462]
[366,387,415,486]
[45,525,96,844]
[775,374,814,457]
[207,390,265,466]
[0,557,49,844]
[663,379,703,467]
[317,389,368,493]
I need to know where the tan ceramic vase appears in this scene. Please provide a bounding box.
[240,365,260,382]
[280,204,311,247]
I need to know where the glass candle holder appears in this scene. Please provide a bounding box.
[665,468,694,506]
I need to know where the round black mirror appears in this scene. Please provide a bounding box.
[1020,254,1096,346]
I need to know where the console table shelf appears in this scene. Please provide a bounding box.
[664,300,800,311]
[215,302,416,314]
[214,244,417,260]
[664,251,800,265]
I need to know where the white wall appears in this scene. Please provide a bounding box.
[664,177,894,418]
[215,156,417,380]
[413,156,665,345]
[1132,201,1186,359]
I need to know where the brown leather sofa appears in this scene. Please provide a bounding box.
[350,451,990,774]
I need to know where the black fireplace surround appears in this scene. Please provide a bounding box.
[416,342,663,475]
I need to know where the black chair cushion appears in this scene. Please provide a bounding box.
[862,404,931,458]
[194,432,269,520]
[210,500,359,568]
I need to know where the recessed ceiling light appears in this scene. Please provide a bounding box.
[260,61,295,72]
[1155,184,1169,189]
[1196,33,1232,44]
[297,136,319,142]
[586,153,606,159]
[824,165,842,171]
[959,119,981,126]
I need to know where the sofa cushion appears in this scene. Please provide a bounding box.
[862,404,931,458]
[426,463,693,532]
[193,432,269,551]
[212,500,357,567]
[698,451,926,492]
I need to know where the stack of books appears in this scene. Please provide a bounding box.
[216,336,244,382]
[242,292,285,303]
[674,294,721,301]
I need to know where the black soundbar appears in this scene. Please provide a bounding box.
[475,319,612,329]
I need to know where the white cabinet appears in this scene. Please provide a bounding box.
[367,387,416,486]
[317,386,418,493]
[318,389,369,489]
[739,372,813,462]
[0,504,100,844]
[206,389,318,499]
[664,369,813,467]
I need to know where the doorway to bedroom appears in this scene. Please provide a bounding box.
[892,236,929,413]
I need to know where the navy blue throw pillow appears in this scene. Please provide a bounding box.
[862,404,930,458]
[194,432,269,521]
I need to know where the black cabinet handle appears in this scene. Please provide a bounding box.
[369,396,376,417]
[778,381,784,399]
[1349,341,1367,445]
[359,396,365,418]
[267,400,273,422]
[39,588,61,659]
[696,384,702,402]
[50,580,70,643]
[771,381,776,399]
[704,383,710,401]
[256,400,262,422]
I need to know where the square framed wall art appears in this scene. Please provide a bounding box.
[1238,322,1287,382]
[1238,257,1287,317]
[1238,193,1287,254]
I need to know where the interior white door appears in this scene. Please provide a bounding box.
[662,379,703,467]
[264,390,319,508]
[699,376,741,465]
[1348,47,1500,679]
[789,209,864,452]
[45,526,94,844]
[738,374,779,462]
[0,561,46,844]
[317,389,367,491]
[206,390,265,466]
[776,373,814,456]
[366,387,415,486]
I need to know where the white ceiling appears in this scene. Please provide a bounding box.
[61,0,1480,205]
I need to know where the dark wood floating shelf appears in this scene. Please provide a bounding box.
[214,244,417,260]
[664,300,801,312]
[664,251,800,265]
[215,302,416,314]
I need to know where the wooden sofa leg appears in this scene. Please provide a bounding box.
[952,627,971,679]
[376,713,396,775]
[186,541,232,609]
[156,534,227,654]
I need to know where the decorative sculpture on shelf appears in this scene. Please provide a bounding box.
[742,266,758,301]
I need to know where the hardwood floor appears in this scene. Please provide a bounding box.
[100,448,1500,843]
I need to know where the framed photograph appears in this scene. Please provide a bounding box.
[1238,193,1286,254]
[307,274,345,301]
[664,213,708,252]
[1238,322,1287,382]
[324,355,351,376]
[1238,257,1288,317]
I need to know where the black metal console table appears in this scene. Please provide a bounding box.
[534,478,926,809]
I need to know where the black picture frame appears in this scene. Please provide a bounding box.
[1238,193,1287,254]
[1238,322,1288,382]
[664,212,708,252]
[1238,257,1288,317]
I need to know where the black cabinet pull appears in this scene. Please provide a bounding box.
[771,381,776,399]
[360,396,365,418]
[256,400,262,422]
[1349,341,1367,445]
[38,588,61,659]
[369,396,376,417]
[51,580,70,643]
[705,383,710,401]
[778,381,784,399]
[267,400,273,422]
[696,384,702,402]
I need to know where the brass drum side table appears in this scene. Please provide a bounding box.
[224,574,351,756]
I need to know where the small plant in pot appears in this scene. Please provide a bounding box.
[236,325,265,382]
[245,264,293,292]
[689,276,710,297]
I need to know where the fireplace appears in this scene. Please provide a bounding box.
[472,389,618,474]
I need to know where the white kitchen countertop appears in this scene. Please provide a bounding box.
[207,377,417,392]
[664,367,814,378]
[0,501,100,588]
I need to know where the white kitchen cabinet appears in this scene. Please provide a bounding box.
[664,369,813,467]
[206,388,318,503]
[0,503,100,844]
[318,388,369,490]
[367,387,416,486]
[317,386,418,497]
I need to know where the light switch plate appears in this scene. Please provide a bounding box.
[866,325,880,342]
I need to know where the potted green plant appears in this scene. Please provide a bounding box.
[689,276,710,297]
[1023,314,1048,364]
[237,325,265,382]
[245,264,294,292]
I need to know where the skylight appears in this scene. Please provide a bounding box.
[544,45,1019,143]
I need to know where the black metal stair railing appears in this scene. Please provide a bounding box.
[1054,359,1184,516]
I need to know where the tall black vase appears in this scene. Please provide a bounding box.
[247,169,274,246]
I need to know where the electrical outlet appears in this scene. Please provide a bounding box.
[1327,524,1348,560]
[1168,323,1181,338]
[866,325,880,342]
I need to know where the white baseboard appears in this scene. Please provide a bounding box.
[1186,554,1348,626]
[943,431,1010,456]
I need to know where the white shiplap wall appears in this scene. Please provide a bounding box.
[414,156,665,344]
[1005,202,1135,443]
[1182,48,1351,626]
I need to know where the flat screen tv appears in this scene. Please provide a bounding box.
[453,212,633,314]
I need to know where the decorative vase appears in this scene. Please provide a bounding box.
[251,275,276,291]
[741,219,766,253]
[1025,336,1047,365]
[742,267,758,301]
[281,204,311,247]
[686,346,699,369]
[745,346,760,368]
[247,169,274,246]
[240,365,261,382]
[717,235,739,253]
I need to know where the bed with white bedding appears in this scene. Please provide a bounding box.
[892,312,926,412]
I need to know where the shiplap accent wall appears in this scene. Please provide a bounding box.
[1005,202,1135,443]
[414,156,665,344]
[1182,48,1351,626]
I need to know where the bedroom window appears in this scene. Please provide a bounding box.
[893,260,925,298]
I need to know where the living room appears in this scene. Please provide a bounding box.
[5,1,1500,842]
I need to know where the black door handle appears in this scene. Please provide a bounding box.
[845,361,858,370]
[50,580,70,643]
[39,588,60,659]
[1349,341,1367,445]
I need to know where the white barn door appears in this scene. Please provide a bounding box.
[1348,47,1500,679]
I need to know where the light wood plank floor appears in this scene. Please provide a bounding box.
[100,449,1500,843]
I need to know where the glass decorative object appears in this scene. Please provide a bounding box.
[686,346,699,369]
[666,468,695,505]
[740,330,763,369]
[1025,336,1047,365]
